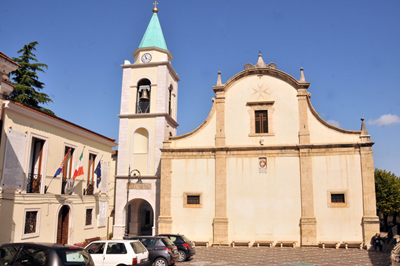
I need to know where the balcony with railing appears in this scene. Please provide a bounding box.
[86,182,94,195]
[27,173,42,193]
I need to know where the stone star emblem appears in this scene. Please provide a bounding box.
[252,84,270,99]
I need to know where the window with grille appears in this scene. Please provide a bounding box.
[255,110,268,133]
[85,209,93,226]
[331,193,345,203]
[187,195,200,205]
[24,211,37,234]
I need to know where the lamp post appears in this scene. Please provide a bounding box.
[124,166,143,239]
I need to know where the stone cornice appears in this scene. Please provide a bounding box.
[132,47,173,60]
[161,141,374,154]
[219,68,310,94]
[118,113,179,127]
[115,175,159,180]
[122,57,180,81]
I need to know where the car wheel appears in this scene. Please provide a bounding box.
[178,250,187,262]
[153,257,167,266]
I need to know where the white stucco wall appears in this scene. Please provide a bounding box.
[313,154,364,241]
[226,156,301,242]
[170,158,215,241]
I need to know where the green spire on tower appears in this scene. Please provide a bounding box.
[138,3,168,51]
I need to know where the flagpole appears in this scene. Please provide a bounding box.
[45,148,71,194]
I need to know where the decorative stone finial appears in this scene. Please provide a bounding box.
[360,118,368,135]
[300,67,306,82]
[153,1,159,13]
[217,71,222,86]
[256,52,267,68]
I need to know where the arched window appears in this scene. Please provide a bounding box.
[136,79,151,113]
[132,127,149,174]
[168,85,173,116]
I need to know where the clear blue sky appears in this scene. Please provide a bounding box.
[1,1,399,175]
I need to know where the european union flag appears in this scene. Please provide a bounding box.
[95,161,102,188]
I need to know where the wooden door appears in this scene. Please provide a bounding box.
[57,205,69,244]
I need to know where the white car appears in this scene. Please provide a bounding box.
[85,240,150,266]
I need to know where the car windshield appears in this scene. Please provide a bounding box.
[0,245,21,265]
[130,242,147,254]
[133,238,157,247]
[85,243,105,254]
[56,249,93,265]
[162,238,175,246]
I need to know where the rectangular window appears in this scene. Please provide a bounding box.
[27,138,45,193]
[187,195,200,204]
[85,209,93,226]
[331,193,345,203]
[24,211,37,234]
[22,208,41,239]
[86,153,96,195]
[62,147,74,194]
[184,193,202,208]
[255,110,268,133]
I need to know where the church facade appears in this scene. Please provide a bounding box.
[115,6,379,247]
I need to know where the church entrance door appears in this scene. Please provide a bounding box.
[127,199,154,236]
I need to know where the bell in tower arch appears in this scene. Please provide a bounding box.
[140,88,150,101]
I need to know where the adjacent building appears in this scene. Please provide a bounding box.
[0,51,117,245]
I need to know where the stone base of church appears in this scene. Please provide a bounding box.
[158,216,173,234]
[300,217,317,246]
[362,216,380,249]
[213,217,229,245]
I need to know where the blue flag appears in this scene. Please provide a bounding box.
[54,149,70,178]
[95,161,102,188]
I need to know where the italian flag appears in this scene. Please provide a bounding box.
[72,149,84,179]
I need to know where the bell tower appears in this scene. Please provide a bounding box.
[114,4,179,239]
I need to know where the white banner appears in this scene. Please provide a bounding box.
[1,128,27,189]
[100,162,109,194]
[98,200,107,227]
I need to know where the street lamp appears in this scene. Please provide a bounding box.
[124,166,143,239]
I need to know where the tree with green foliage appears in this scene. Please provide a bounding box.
[375,168,400,231]
[10,41,54,115]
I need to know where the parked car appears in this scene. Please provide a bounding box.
[128,236,178,266]
[0,242,94,266]
[391,242,400,266]
[157,234,195,262]
[85,240,149,266]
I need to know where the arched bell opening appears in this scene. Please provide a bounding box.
[136,79,151,113]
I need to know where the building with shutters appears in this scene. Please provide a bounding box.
[0,51,117,245]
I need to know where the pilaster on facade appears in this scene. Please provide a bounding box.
[299,148,317,246]
[213,217,229,245]
[359,145,379,247]
[213,151,228,245]
[297,88,310,144]
[213,86,226,147]
[158,154,172,233]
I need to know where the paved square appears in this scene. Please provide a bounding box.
[180,247,390,266]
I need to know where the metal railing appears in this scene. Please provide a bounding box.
[27,173,42,193]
